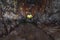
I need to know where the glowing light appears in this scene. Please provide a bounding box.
[27,14,33,19]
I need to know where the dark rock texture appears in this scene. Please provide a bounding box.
[0,23,53,40]
[0,0,60,40]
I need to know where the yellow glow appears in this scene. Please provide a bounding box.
[27,14,33,19]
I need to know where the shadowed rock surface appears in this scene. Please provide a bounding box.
[0,23,53,40]
[0,0,60,40]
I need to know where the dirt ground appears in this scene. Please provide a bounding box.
[0,23,54,40]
